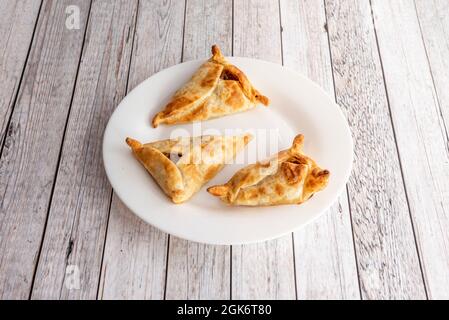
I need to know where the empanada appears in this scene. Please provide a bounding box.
[207,134,329,206]
[126,134,252,203]
[152,45,269,127]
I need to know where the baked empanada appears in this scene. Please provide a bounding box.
[207,134,329,206]
[126,134,252,203]
[152,45,269,127]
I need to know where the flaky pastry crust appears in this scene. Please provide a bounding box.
[152,45,269,127]
[207,134,330,206]
[126,134,252,203]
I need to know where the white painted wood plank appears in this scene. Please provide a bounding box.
[324,0,426,299]
[414,3,449,296]
[165,0,232,300]
[372,0,449,299]
[182,0,233,62]
[0,0,42,147]
[31,0,138,300]
[415,0,449,132]
[0,0,91,299]
[99,198,169,300]
[232,0,296,300]
[99,0,186,300]
[166,239,230,300]
[280,0,360,300]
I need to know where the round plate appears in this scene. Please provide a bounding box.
[103,57,353,245]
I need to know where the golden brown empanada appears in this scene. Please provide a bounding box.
[207,134,329,206]
[152,45,269,127]
[126,134,252,203]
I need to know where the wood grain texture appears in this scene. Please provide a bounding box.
[324,0,426,299]
[280,0,360,300]
[164,0,232,300]
[414,3,449,296]
[182,0,232,61]
[371,0,449,299]
[0,0,42,148]
[98,0,186,300]
[232,0,296,300]
[166,239,230,300]
[99,198,169,300]
[30,0,138,300]
[415,0,449,132]
[0,0,445,300]
[0,0,91,299]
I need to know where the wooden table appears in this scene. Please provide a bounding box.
[1,0,448,300]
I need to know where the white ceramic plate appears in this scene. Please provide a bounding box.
[103,57,353,245]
